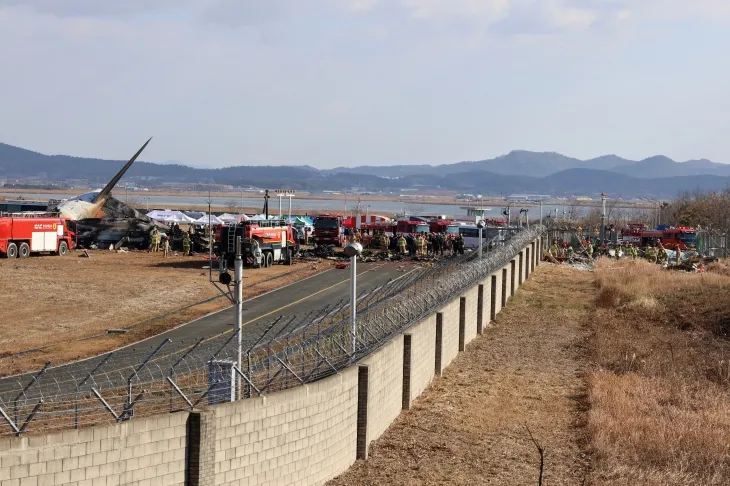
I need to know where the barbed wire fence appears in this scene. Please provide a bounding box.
[0,226,544,437]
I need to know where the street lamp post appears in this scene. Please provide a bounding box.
[274,189,295,222]
[344,242,363,356]
[477,220,484,260]
[234,237,243,399]
[539,200,543,226]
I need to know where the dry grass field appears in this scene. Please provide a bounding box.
[588,258,730,485]
[0,250,331,376]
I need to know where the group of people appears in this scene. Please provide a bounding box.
[548,237,682,265]
[364,231,466,257]
[148,225,193,257]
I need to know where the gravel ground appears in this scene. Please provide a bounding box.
[327,265,593,486]
[0,249,331,375]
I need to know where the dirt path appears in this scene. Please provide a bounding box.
[328,264,593,485]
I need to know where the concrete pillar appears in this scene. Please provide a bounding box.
[519,251,524,284]
[458,297,466,352]
[477,284,484,335]
[510,260,516,296]
[402,335,412,410]
[435,312,443,376]
[356,365,369,460]
[501,268,507,308]
[526,247,531,278]
[490,275,497,321]
[185,409,216,486]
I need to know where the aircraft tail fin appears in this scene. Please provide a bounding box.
[92,137,153,204]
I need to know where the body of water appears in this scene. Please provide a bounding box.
[1,192,594,219]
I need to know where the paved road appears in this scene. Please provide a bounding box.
[0,262,417,399]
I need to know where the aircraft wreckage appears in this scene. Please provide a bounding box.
[48,138,168,249]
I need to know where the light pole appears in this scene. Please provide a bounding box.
[539,200,543,226]
[344,242,363,355]
[274,189,295,221]
[477,220,484,260]
[234,236,243,399]
[144,197,150,212]
[240,190,244,213]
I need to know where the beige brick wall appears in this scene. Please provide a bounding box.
[462,285,479,347]
[362,335,404,446]
[211,366,358,486]
[0,412,188,486]
[408,314,436,401]
[439,297,461,370]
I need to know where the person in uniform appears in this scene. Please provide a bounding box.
[162,234,169,258]
[645,243,657,263]
[585,240,594,262]
[151,228,160,252]
[397,234,407,255]
[657,242,668,264]
[183,233,191,256]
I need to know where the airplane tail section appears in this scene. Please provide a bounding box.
[92,137,153,204]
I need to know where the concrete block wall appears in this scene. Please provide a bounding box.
[0,236,541,486]
[407,313,437,402]
[361,335,404,449]
[211,367,358,486]
[438,297,461,371]
[0,411,189,486]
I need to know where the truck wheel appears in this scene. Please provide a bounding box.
[18,242,30,258]
[58,241,69,256]
[284,247,292,265]
[5,243,17,259]
[265,251,273,268]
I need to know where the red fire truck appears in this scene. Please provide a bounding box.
[619,223,697,250]
[312,214,347,247]
[216,218,297,268]
[0,214,76,258]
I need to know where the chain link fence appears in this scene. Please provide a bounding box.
[0,226,544,437]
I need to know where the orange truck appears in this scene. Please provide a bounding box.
[216,218,298,268]
[0,215,76,258]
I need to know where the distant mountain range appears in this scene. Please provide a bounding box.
[1,142,729,198]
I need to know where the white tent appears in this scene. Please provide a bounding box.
[146,210,196,223]
[218,213,248,222]
[194,214,223,225]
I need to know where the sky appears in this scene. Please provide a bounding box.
[1,1,730,169]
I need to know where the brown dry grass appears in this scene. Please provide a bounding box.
[588,259,730,485]
[0,250,332,376]
[328,265,593,486]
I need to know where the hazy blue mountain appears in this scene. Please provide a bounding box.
[2,141,730,198]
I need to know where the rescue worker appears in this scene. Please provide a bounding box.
[162,234,169,258]
[150,228,160,252]
[397,234,407,255]
[382,233,390,253]
[182,232,191,256]
[585,240,594,262]
[371,231,381,250]
[456,234,465,255]
[657,242,668,264]
[566,245,574,261]
[645,244,657,263]
[549,241,559,259]
[615,243,622,260]
[675,246,682,265]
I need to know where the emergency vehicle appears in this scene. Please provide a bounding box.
[619,223,697,250]
[216,219,297,268]
[0,214,76,258]
[312,215,347,247]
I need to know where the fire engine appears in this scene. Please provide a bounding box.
[312,214,346,247]
[0,214,76,258]
[619,223,697,250]
[216,219,297,268]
